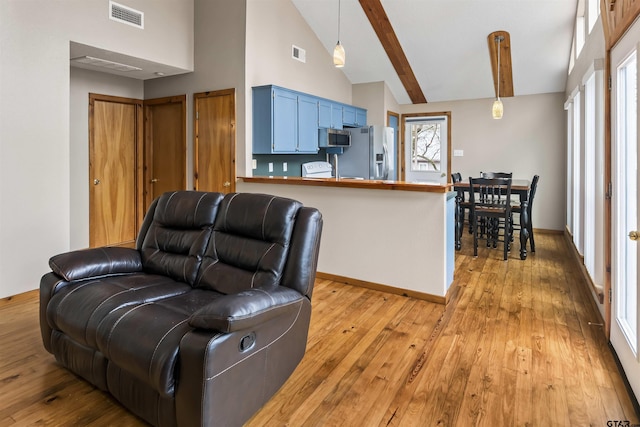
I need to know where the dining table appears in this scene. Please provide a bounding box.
[453,178,531,260]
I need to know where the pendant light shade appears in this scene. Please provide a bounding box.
[492,98,504,119]
[493,35,504,119]
[333,42,345,67]
[334,0,345,67]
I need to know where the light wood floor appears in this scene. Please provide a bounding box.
[1,232,638,426]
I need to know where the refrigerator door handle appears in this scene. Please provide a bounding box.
[382,143,390,180]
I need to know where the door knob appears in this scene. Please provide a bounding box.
[93,179,101,185]
[629,231,640,241]
[223,181,231,187]
[151,178,158,183]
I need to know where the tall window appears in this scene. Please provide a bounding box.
[573,90,583,255]
[587,0,599,33]
[584,73,596,278]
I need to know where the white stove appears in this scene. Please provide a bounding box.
[301,161,333,178]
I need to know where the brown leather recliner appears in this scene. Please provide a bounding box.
[39,191,323,427]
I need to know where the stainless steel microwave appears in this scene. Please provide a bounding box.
[323,128,351,147]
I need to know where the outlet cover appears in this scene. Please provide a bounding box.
[268,162,273,172]
[283,162,288,172]
[252,159,257,170]
[453,149,464,157]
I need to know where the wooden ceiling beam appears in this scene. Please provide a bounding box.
[487,31,514,98]
[358,0,427,104]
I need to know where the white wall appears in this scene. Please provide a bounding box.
[401,93,567,232]
[0,0,194,299]
[69,68,144,249]
[145,0,247,188]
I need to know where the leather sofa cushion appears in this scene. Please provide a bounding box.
[195,193,302,294]
[46,274,191,349]
[140,191,224,285]
[96,289,223,398]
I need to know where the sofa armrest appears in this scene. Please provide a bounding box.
[189,286,304,333]
[49,247,143,281]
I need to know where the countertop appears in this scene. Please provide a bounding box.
[240,176,452,193]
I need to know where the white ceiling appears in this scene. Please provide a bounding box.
[292,0,578,104]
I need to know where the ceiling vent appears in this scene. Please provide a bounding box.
[292,45,306,63]
[71,56,142,72]
[109,1,144,29]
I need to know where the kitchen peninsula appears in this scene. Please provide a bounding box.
[238,176,456,304]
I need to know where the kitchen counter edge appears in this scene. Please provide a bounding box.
[239,176,452,193]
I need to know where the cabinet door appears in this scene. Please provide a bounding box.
[331,104,343,129]
[272,89,298,153]
[342,105,356,126]
[318,99,331,128]
[356,108,367,127]
[297,95,319,153]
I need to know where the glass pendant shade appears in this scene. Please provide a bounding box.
[492,98,504,119]
[333,42,345,68]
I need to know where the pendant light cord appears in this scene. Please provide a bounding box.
[337,0,341,43]
[496,36,501,99]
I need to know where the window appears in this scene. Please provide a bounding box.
[588,0,599,34]
[572,90,582,255]
[410,121,441,172]
[584,73,596,278]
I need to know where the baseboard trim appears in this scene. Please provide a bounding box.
[562,228,606,307]
[0,289,38,307]
[315,272,446,305]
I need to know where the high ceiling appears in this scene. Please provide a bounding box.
[292,0,578,104]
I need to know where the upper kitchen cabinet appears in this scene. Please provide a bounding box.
[318,99,344,129]
[342,105,367,127]
[253,85,319,154]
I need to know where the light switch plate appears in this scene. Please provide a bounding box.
[252,159,257,170]
[268,162,273,172]
[283,162,288,172]
[453,149,464,157]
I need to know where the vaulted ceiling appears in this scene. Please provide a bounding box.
[292,0,578,105]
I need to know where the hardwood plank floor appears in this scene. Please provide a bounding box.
[1,232,638,426]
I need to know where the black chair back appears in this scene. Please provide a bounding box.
[469,176,513,260]
[480,171,513,179]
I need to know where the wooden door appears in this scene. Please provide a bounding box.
[144,95,187,207]
[89,94,143,248]
[194,89,236,193]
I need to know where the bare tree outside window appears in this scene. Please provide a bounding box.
[410,122,441,172]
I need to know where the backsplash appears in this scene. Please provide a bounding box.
[253,153,328,177]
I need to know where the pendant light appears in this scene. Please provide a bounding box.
[333,0,345,67]
[492,35,504,119]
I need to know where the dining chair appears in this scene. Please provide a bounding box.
[511,174,539,253]
[468,176,513,260]
[451,173,472,237]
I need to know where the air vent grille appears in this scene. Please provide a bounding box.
[292,45,306,63]
[71,56,142,72]
[109,1,144,29]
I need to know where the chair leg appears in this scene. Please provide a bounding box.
[529,224,535,252]
[472,217,479,257]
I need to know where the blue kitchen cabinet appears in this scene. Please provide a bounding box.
[343,105,367,127]
[355,108,367,127]
[253,85,319,154]
[318,99,343,129]
[298,94,320,153]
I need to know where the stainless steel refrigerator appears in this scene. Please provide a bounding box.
[339,125,396,180]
